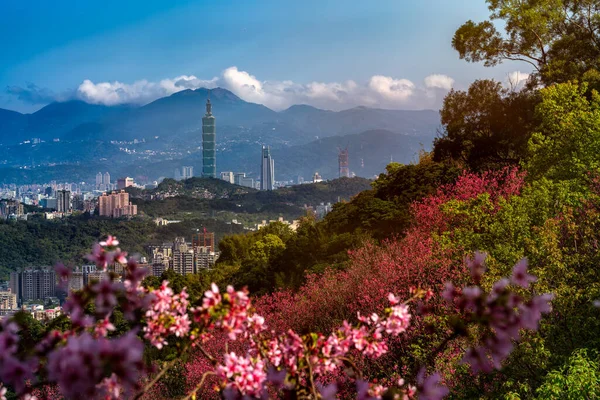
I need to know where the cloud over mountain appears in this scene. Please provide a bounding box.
[5,83,70,105]
[8,68,455,111]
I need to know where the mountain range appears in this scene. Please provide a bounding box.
[0,88,441,184]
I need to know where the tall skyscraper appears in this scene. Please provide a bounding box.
[260,146,275,191]
[57,189,71,213]
[338,147,350,178]
[202,96,216,178]
[103,172,111,186]
[96,172,103,187]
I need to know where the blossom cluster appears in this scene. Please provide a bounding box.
[213,288,419,398]
[190,283,262,341]
[0,237,150,399]
[144,281,190,349]
[0,237,555,400]
[443,252,554,373]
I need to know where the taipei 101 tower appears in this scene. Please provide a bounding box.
[202,93,217,178]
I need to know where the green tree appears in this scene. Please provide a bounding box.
[534,349,600,399]
[453,0,600,85]
[433,80,538,170]
[527,81,600,184]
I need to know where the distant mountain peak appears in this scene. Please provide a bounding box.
[193,87,242,102]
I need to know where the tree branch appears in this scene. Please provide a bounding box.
[133,358,180,400]
[179,371,215,400]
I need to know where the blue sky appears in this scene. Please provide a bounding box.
[0,0,530,113]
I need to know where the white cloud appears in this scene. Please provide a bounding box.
[424,74,454,90]
[77,75,219,105]
[160,75,219,93]
[75,67,455,110]
[368,76,415,101]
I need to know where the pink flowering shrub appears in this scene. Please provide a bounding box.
[0,236,552,399]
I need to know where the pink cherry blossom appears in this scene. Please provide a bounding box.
[99,236,119,247]
[511,258,537,288]
[85,243,110,270]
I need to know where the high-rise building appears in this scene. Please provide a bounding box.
[68,269,85,292]
[0,200,23,217]
[202,96,217,178]
[13,268,56,302]
[195,246,219,270]
[172,249,195,275]
[72,195,84,211]
[192,229,215,252]
[171,237,194,275]
[175,166,194,181]
[234,172,246,186]
[116,177,134,190]
[152,262,167,277]
[241,177,255,188]
[98,191,137,218]
[41,197,57,210]
[260,146,275,191]
[0,291,18,311]
[96,172,103,187]
[220,171,234,184]
[9,272,19,297]
[57,189,71,213]
[183,166,193,180]
[103,172,111,186]
[338,147,350,178]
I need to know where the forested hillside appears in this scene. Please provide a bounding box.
[147,1,600,397]
[5,1,600,399]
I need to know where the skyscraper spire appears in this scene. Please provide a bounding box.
[206,90,212,116]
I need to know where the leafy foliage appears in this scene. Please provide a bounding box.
[433,80,538,171]
[452,0,600,85]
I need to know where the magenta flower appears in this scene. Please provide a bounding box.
[85,243,110,270]
[111,249,128,265]
[94,317,116,338]
[92,280,119,316]
[511,258,537,288]
[99,235,119,247]
[466,251,487,283]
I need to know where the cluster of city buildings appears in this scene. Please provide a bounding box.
[1,96,357,222]
[0,175,142,220]
[0,268,61,321]
[147,230,220,276]
[0,285,57,322]
[98,190,138,218]
[1,228,220,321]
